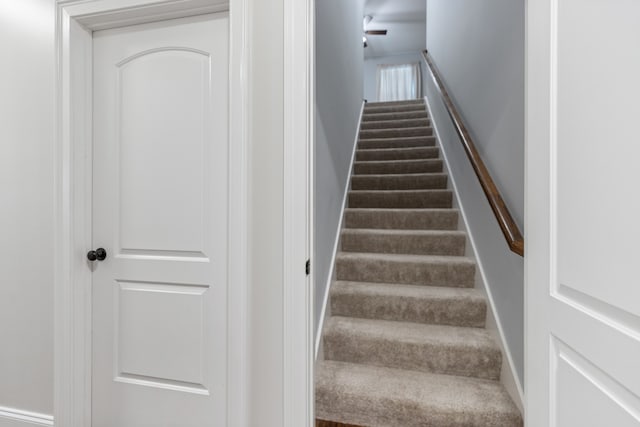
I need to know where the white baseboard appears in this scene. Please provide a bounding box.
[423,95,525,411]
[0,406,53,427]
[314,100,366,359]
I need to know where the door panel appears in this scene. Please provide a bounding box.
[527,0,640,425]
[555,0,640,317]
[553,338,640,426]
[117,280,207,387]
[117,47,211,255]
[92,13,229,426]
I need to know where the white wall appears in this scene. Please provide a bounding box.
[364,52,424,102]
[314,0,365,333]
[425,0,525,384]
[0,0,55,419]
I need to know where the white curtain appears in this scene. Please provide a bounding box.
[376,63,422,102]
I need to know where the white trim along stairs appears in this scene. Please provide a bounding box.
[315,99,523,426]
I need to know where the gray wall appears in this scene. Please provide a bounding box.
[364,52,424,102]
[425,0,525,384]
[427,0,524,228]
[0,0,55,417]
[315,0,365,333]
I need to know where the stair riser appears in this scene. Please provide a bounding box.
[335,256,475,287]
[350,174,447,191]
[360,118,430,130]
[324,334,501,381]
[355,147,439,161]
[362,111,428,122]
[353,160,442,175]
[341,232,465,256]
[364,104,425,114]
[344,209,459,230]
[330,288,487,328]
[358,137,436,149]
[360,127,432,139]
[349,191,452,209]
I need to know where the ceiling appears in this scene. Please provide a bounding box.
[363,0,426,59]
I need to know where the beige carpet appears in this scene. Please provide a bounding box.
[316,99,522,427]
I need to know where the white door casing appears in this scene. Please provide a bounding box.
[526,0,640,426]
[91,14,228,426]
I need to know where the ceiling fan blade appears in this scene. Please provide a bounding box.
[365,29,387,35]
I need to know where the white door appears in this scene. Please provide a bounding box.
[91,13,229,427]
[527,1,640,426]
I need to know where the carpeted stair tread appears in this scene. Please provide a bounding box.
[355,146,440,161]
[316,360,523,427]
[335,252,475,287]
[341,228,465,256]
[353,159,443,175]
[360,126,433,139]
[350,173,447,191]
[362,110,428,122]
[344,208,459,230]
[323,316,501,380]
[330,281,486,327]
[363,103,426,114]
[348,189,452,209]
[358,135,436,149]
[360,118,430,130]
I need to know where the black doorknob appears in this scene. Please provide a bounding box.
[87,248,107,261]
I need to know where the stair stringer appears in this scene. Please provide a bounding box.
[423,95,525,413]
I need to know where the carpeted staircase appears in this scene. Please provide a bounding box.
[315,99,523,427]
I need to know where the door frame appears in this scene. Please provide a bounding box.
[54,0,313,426]
[282,0,315,424]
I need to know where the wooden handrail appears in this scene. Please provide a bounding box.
[421,50,524,257]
